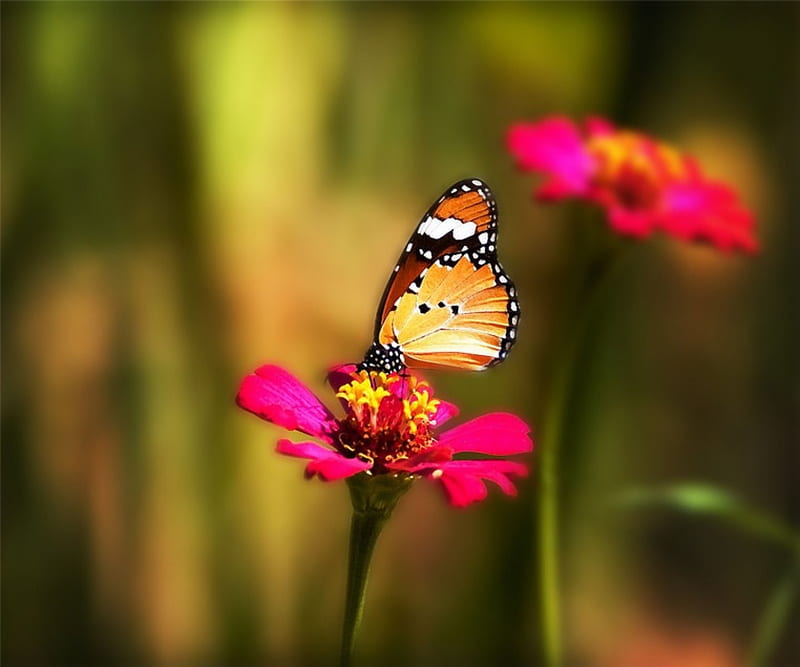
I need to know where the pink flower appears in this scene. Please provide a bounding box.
[507,116,758,253]
[237,364,533,507]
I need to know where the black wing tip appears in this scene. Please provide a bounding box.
[446,177,492,192]
[436,178,496,209]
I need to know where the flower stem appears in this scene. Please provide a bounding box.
[340,510,387,667]
[538,244,628,667]
[340,474,412,667]
[538,360,570,667]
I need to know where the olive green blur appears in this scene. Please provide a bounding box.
[2,3,797,666]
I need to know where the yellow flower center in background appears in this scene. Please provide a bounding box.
[588,132,686,210]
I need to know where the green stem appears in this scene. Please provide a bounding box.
[746,555,800,667]
[340,510,387,667]
[340,473,412,667]
[538,244,629,667]
[538,362,569,667]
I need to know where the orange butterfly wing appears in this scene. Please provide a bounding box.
[364,179,519,372]
[374,183,495,331]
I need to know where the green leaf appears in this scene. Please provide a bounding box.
[612,483,800,553]
[747,559,800,667]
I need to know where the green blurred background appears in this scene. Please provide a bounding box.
[2,3,798,665]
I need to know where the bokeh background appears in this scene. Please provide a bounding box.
[2,3,798,666]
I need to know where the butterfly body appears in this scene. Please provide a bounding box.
[361,179,519,373]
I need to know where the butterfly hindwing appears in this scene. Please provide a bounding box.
[368,179,519,372]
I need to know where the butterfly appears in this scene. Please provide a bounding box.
[360,178,519,373]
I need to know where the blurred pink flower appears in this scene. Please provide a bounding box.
[507,116,758,253]
[237,364,533,507]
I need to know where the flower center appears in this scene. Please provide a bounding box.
[334,370,440,474]
[588,132,686,211]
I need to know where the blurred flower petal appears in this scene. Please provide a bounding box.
[508,117,595,197]
[509,115,759,253]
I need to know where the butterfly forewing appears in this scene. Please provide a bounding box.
[369,179,519,372]
[375,180,497,330]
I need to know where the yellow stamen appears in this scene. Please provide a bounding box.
[336,370,440,435]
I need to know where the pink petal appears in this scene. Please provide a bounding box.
[438,472,488,508]
[237,365,335,441]
[276,439,371,481]
[584,116,616,137]
[326,363,358,393]
[387,371,421,398]
[432,400,459,427]
[425,459,528,507]
[535,178,584,202]
[662,181,758,254]
[440,459,528,493]
[507,117,595,195]
[438,413,533,456]
[375,370,457,425]
[385,370,435,401]
[607,205,657,238]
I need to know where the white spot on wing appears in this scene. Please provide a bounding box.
[452,221,477,240]
[478,231,489,244]
[420,216,477,241]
